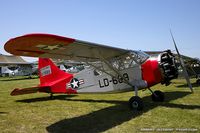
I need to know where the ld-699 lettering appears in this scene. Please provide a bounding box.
[99,73,129,88]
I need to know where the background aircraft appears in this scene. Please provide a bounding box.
[53,59,84,73]
[0,54,36,77]
[4,33,192,110]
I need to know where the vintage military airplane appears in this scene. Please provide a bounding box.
[4,33,193,110]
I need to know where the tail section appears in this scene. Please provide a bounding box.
[38,58,75,93]
[39,58,70,85]
[10,58,76,96]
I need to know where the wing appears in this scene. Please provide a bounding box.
[4,34,129,62]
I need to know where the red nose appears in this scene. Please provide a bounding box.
[141,58,163,87]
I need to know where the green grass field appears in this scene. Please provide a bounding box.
[0,77,200,133]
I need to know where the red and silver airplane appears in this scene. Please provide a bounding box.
[4,33,193,110]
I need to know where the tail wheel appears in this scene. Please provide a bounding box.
[151,90,165,102]
[129,96,143,111]
[50,93,54,100]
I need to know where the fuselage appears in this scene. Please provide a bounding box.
[62,50,178,94]
[9,51,178,96]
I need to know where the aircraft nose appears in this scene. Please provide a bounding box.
[159,50,178,86]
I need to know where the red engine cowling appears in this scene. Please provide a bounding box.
[141,58,163,87]
[142,50,178,87]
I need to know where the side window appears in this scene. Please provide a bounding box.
[94,70,101,76]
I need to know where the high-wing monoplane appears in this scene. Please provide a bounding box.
[4,33,192,110]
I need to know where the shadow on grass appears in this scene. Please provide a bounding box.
[176,82,200,88]
[0,112,8,114]
[46,91,199,133]
[16,95,77,103]
[0,76,38,81]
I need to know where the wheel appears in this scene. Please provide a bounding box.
[151,90,165,102]
[129,96,143,111]
[196,79,200,86]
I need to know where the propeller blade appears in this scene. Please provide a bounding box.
[170,30,193,93]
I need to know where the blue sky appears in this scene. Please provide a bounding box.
[0,0,200,61]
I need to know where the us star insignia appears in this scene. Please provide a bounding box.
[67,78,84,90]
[36,44,65,50]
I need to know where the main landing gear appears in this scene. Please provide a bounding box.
[129,86,144,111]
[129,96,143,111]
[129,87,165,111]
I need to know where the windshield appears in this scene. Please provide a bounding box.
[129,50,150,64]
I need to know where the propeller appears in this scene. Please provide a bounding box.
[170,30,194,93]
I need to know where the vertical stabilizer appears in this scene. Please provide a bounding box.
[38,58,74,93]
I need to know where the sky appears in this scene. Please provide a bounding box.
[0,0,200,62]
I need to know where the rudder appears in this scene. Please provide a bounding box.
[38,58,73,86]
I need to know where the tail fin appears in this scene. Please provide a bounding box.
[38,58,74,93]
[10,58,75,96]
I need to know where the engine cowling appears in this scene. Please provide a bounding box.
[141,50,178,87]
[159,50,178,85]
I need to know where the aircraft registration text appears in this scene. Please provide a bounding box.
[98,73,129,88]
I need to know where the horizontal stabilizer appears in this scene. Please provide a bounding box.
[10,86,51,96]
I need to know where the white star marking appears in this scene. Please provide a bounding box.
[36,44,46,48]
[71,79,79,88]
[36,44,64,50]
[43,45,60,50]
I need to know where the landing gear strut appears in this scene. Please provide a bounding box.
[129,86,144,111]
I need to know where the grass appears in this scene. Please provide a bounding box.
[0,77,200,133]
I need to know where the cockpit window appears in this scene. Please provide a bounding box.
[94,69,102,76]
[129,50,150,64]
[8,66,19,71]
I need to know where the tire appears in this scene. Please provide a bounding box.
[129,96,143,111]
[151,90,165,102]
